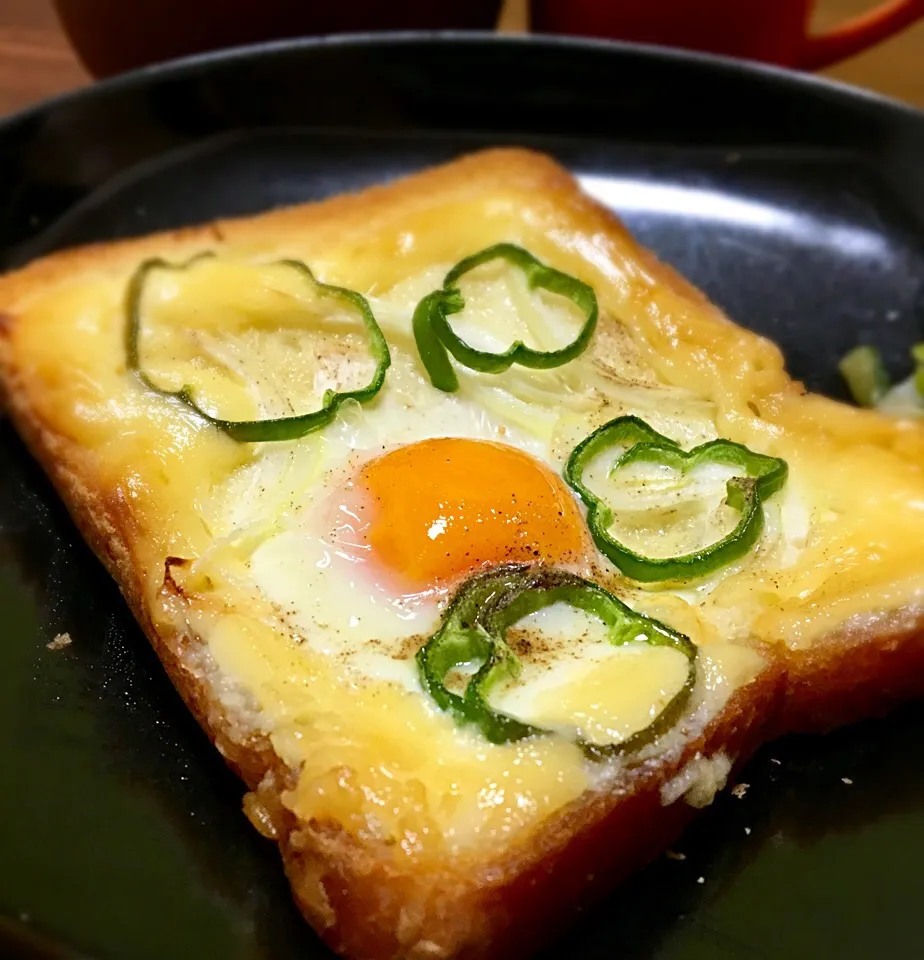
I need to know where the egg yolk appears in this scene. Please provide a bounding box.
[353,438,588,593]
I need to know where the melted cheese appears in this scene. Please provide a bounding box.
[9,171,924,864]
[188,608,588,858]
[493,641,691,746]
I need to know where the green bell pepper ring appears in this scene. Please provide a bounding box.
[412,243,599,392]
[416,564,697,758]
[126,254,391,442]
[564,416,788,583]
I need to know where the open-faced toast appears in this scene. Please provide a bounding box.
[2,149,924,960]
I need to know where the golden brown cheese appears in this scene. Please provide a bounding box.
[5,151,924,869]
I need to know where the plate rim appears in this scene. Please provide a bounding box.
[2,29,923,140]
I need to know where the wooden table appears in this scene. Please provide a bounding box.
[3,0,924,117]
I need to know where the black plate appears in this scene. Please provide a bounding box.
[2,33,924,960]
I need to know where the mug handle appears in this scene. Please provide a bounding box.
[798,0,924,69]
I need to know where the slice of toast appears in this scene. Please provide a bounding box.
[2,148,924,960]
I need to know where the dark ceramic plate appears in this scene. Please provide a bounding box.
[2,33,924,960]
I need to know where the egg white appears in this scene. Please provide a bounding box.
[191,258,806,745]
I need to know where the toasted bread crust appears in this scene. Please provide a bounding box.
[2,148,924,960]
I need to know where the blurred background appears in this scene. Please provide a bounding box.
[2,0,924,116]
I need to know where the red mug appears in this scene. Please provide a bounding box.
[531,0,924,69]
